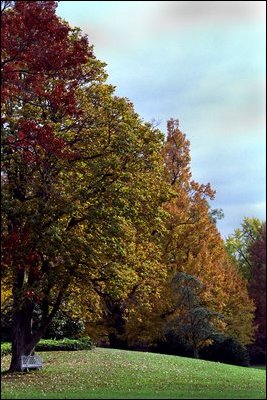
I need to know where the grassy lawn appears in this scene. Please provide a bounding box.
[1,347,266,399]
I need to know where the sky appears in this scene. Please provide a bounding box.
[57,1,266,239]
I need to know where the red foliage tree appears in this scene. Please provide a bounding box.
[1,1,93,372]
[248,223,266,363]
[1,1,166,373]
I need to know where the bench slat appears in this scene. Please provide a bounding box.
[21,355,43,370]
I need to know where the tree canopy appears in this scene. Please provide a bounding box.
[1,0,258,372]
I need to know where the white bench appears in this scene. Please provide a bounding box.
[21,355,43,371]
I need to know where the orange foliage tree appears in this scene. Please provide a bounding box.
[121,120,255,349]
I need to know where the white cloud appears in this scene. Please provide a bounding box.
[155,1,266,31]
[216,202,266,238]
[56,1,266,239]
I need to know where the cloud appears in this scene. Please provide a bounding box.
[73,2,161,53]
[56,1,266,239]
[191,140,266,238]
[215,201,266,238]
[157,1,266,30]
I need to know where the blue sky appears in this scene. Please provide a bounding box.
[57,1,266,238]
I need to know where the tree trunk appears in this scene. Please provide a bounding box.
[9,303,37,372]
[107,304,127,349]
[8,282,69,372]
[193,347,199,359]
[108,331,128,349]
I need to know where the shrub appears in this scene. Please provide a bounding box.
[33,307,85,340]
[200,336,250,367]
[247,343,266,365]
[150,332,194,358]
[1,309,12,342]
[151,331,250,367]
[36,336,93,351]
[1,337,93,356]
[1,342,11,356]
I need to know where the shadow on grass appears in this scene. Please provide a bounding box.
[1,370,35,379]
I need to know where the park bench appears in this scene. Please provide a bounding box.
[21,355,43,372]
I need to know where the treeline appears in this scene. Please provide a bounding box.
[1,1,265,372]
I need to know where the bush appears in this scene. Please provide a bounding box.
[1,336,93,356]
[151,331,250,367]
[247,343,266,365]
[36,336,93,351]
[200,336,250,367]
[1,342,11,356]
[1,309,12,342]
[33,307,85,340]
[150,332,194,358]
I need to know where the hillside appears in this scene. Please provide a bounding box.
[1,347,266,399]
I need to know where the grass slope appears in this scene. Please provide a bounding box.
[1,347,266,399]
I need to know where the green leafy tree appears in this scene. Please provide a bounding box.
[165,273,222,359]
[208,206,224,225]
[225,217,264,279]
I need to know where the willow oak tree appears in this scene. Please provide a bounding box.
[57,115,169,349]
[1,1,165,371]
[76,231,168,349]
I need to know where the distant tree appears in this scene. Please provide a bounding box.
[165,272,222,359]
[225,217,263,279]
[248,223,266,363]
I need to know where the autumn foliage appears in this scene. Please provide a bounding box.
[248,223,266,362]
[1,1,259,372]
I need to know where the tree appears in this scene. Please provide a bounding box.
[158,120,255,348]
[1,304,85,341]
[105,120,254,351]
[165,273,222,359]
[208,206,224,225]
[1,1,166,371]
[248,223,266,363]
[77,186,170,348]
[225,217,264,279]
[2,0,95,371]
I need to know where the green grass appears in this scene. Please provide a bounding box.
[1,347,266,399]
[251,365,266,370]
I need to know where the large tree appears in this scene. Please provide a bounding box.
[2,0,93,372]
[99,120,255,350]
[163,120,254,339]
[1,1,166,371]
